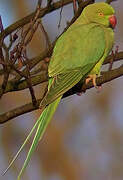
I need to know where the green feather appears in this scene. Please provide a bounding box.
[49,24,106,77]
[17,96,61,180]
[1,114,42,176]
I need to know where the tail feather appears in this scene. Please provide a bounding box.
[17,96,62,180]
[1,115,42,176]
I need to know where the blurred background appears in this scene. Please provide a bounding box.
[0,0,123,180]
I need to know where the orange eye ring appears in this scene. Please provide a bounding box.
[98,12,104,17]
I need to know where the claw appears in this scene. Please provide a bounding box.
[92,75,97,89]
[85,77,92,84]
[86,74,97,88]
[96,85,102,93]
[76,92,83,96]
[85,74,102,92]
[77,74,102,96]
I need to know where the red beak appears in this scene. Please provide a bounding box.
[109,15,117,28]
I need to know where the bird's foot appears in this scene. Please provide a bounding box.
[76,74,102,96]
[85,74,97,88]
[85,74,102,92]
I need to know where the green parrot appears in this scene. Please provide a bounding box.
[3,2,117,179]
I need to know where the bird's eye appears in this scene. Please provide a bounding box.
[98,12,104,17]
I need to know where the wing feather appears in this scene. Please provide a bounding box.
[41,64,94,106]
[41,24,106,106]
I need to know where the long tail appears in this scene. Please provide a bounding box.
[2,96,62,180]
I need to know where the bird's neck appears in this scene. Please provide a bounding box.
[75,13,90,25]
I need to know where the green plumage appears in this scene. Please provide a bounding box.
[17,95,62,180]
[42,24,106,106]
[3,2,115,179]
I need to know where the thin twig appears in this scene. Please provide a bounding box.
[58,0,64,29]
[23,48,37,106]
[0,0,93,40]
[47,0,52,7]
[0,4,44,104]
[0,16,4,32]
[38,0,42,7]
[40,22,51,49]
[7,0,93,85]
[73,0,77,14]
[11,48,51,83]
[0,68,10,98]
[0,40,10,98]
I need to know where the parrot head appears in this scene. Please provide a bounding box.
[82,2,117,29]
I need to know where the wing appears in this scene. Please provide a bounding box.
[41,24,106,107]
[48,23,106,77]
[41,63,95,107]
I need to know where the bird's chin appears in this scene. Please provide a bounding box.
[109,24,115,29]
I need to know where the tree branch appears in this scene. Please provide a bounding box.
[0,0,122,124]
[0,0,93,40]
[0,71,48,94]
[0,51,122,94]
[0,65,123,124]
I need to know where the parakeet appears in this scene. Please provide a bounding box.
[3,2,117,179]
